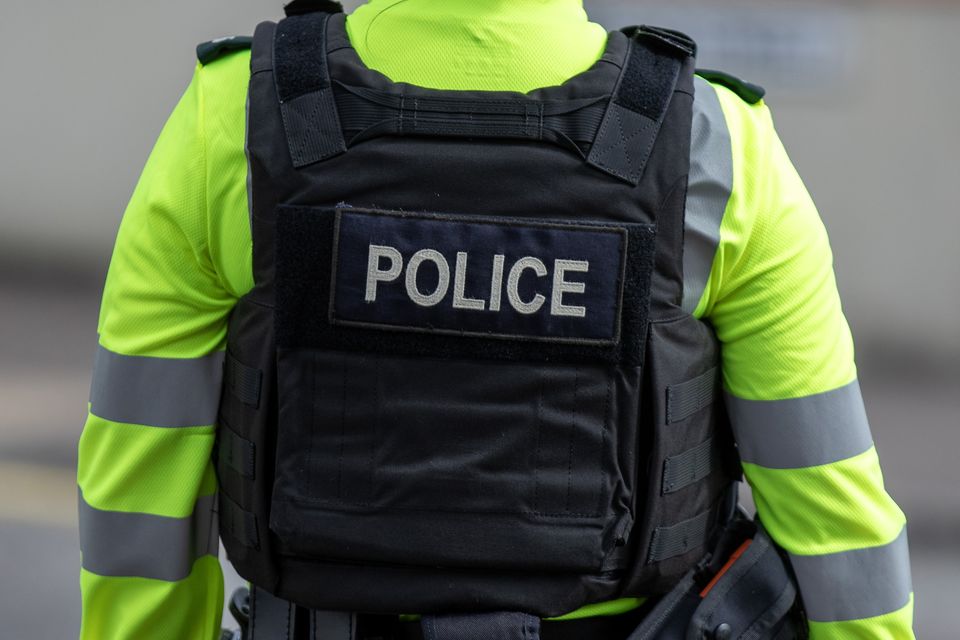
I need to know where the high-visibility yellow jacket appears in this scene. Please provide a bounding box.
[77,1,914,638]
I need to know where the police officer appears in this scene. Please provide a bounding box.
[77,1,914,639]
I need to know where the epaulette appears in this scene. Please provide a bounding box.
[695,69,766,104]
[196,36,253,66]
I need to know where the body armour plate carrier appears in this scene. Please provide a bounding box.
[216,10,740,618]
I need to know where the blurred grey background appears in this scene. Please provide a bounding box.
[1,0,957,638]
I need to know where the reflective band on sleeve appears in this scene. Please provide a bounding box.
[78,490,219,582]
[790,527,912,623]
[89,345,225,428]
[682,77,732,314]
[726,380,874,469]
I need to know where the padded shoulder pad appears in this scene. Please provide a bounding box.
[696,69,766,104]
[196,36,253,66]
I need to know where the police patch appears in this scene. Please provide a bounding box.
[329,209,628,345]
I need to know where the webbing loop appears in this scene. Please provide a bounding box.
[220,492,260,549]
[666,366,719,424]
[218,424,256,479]
[662,437,716,495]
[225,351,262,408]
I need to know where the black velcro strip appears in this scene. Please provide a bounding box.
[662,438,715,495]
[667,366,719,424]
[218,426,256,480]
[647,507,716,563]
[274,12,332,101]
[226,352,262,408]
[616,37,680,120]
[274,13,346,166]
[219,492,260,549]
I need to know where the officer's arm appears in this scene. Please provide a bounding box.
[694,81,914,639]
[77,62,240,640]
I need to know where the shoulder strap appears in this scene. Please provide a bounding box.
[586,26,697,186]
[273,12,347,167]
[196,36,252,66]
[696,68,766,104]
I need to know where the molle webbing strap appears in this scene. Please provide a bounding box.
[647,505,717,563]
[218,425,256,479]
[274,12,346,167]
[587,26,695,186]
[666,366,719,424]
[662,438,716,495]
[334,88,608,150]
[220,492,260,549]
[225,351,263,408]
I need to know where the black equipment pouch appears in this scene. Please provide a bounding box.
[627,518,806,640]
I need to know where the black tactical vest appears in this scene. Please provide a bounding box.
[215,9,740,618]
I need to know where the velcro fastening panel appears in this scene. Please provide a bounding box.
[332,209,628,345]
[662,438,715,495]
[274,12,346,166]
[666,366,719,424]
[218,425,256,479]
[647,507,716,563]
[226,351,262,408]
[421,612,540,640]
[276,206,656,366]
[220,492,260,549]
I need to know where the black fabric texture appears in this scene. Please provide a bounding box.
[422,612,540,640]
[275,206,655,366]
[196,36,253,66]
[696,69,767,104]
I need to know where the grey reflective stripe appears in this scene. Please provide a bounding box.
[78,490,219,582]
[727,380,874,469]
[790,527,912,622]
[682,77,732,314]
[89,345,224,427]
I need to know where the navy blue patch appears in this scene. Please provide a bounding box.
[331,209,628,345]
